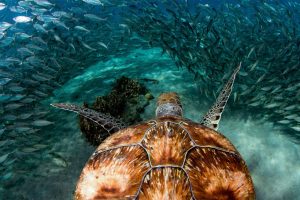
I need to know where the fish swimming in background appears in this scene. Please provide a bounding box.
[0,0,299,199]
[0,3,6,11]
[13,16,32,23]
[82,0,104,6]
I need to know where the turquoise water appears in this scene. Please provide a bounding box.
[1,0,300,199]
[2,48,298,199]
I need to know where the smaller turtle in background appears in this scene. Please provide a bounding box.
[52,63,255,200]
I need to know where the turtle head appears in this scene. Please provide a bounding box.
[155,92,183,118]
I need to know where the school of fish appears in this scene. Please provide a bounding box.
[0,0,300,198]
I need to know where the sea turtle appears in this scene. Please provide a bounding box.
[51,63,255,200]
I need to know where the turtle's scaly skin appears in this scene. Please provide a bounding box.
[157,92,182,107]
[75,116,255,199]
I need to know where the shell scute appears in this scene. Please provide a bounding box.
[138,167,192,199]
[183,147,255,199]
[95,122,150,152]
[141,121,194,166]
[180,119,238,152]
[75,145,150,200]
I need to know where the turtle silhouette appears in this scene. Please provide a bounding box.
[51,63,255,200]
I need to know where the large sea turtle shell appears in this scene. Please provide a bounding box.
[75,115,255,200]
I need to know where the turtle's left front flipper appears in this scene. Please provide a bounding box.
[51,103,127,134]
[200,63,241,131]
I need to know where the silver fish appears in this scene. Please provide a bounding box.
[264,102,280,109]
[9,86,25,93]
[291,126,300,132]
[34,0,54,7]
[0,78,11,86]
[277,119,291,124]
[0,3,6,11]
[82,0,104,6]
[84,14,107,22]
[74,26,90,32]
[13,16,32,23]
[0,153,9,164]
[9,6,26,13]
[0,22,12,32]
[97,42,108,49]
[33,24,48,33]
[4,103,24,110]
[32,120,54,127]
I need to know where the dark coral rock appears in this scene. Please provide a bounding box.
[79,76,153,146]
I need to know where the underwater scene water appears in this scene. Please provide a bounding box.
[0,0,300,199]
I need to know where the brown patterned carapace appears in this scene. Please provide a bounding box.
[75,116,255,200]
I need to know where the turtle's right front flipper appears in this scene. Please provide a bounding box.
[51,103,127,134]
[200,63,241,131]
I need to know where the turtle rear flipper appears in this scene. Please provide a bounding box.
[51,103,127,134]
[200,63,241,130]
